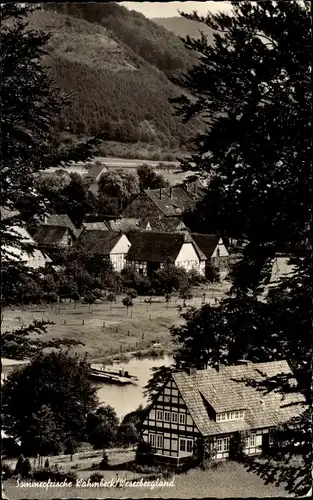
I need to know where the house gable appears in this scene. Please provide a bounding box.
[211,238,229,258]
[122,193,158,219]
[110,234,131,255]
[142,376,199,458]
[175,242,201,267]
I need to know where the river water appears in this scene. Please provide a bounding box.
[96,355,173,420]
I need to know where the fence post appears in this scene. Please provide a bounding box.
[82,319,84,326]
[63,319,66,325]
[103,321,105,328]
[116,326,118,333]
[142,333,144,340]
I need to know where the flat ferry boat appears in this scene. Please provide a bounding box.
[89,363,138,385]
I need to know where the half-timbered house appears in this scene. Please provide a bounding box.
[141,360,305,465]
[77,230,131,271]
[126,231,206,277]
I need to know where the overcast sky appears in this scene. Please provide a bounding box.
[121,2,232,19]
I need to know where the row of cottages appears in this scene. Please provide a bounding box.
[74,230,229,277]
[141,360,305,465]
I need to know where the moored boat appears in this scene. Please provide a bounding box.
[89,363,138,385]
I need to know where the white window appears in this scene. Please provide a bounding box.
[235,411,239,419]
[249,433,256,447]
[164,411,171,422]
[269,433,274,445]
[230,412,234,420]
[149,434,156,447]
[186,440,193,453]
[156,434,163,449]
[172,412,178,423]
[216,437,229,452]
[156,410,163,421]
[216,414,221,422]
[180,439,186,452]
[179,413,186,424]
[223,437,230,451]
[216,438,223,452]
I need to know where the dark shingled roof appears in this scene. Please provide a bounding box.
[43,214,77,235]
[140,217,187,232]
[190,234,221,259]
[126,231,206,262]
[144,187,195,216]
[82,222,110,231]
[33,225,74,246]
[77,230,125,254]
[172,361,305,436]
[108,218,141,232]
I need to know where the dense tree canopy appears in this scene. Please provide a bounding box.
[0,4,104,359]
[2,352,98,455]
[153,1,311,495]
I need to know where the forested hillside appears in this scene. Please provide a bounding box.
[27,5,203,159]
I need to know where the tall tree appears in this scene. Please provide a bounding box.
[137,164,169,191]
[166,1,311,495]
[0,4,105,358]
[1,352,98,455]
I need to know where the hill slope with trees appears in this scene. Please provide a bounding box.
[27,5,203,159]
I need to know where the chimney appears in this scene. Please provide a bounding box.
[159,188,162,200]
[187,366,197,376]
[170,186,173,198]
[236,359,252,365]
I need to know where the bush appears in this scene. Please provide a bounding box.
[229,431,247,462]
[99,450,109,470]
[15,454,25,475]
[89,472,104,482]
[1,437,21,458]
[32,467,78,482]
[21,457,32,478]
[135,440,154,466]
[1,463,14,479]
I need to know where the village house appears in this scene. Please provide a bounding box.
[77,230,131,271]
[41,214,80,237]
[141,360,305,465]
[33,225,77,251]
[126,231,206,276]
[191,234,230,279]
[1,207,51,269]
[122,186,197,220]
[2,225,52,269]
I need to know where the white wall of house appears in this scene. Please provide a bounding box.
[211,238,229,258]
[2,226,51,269]
[175,242,204,275]
[110,234,131,271]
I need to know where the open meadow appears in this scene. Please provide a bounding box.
[1,285,229,363]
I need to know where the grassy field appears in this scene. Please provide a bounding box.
[3,461,290,499]
[2,285,229,363]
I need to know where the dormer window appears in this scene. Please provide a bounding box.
[216,410,245,422]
